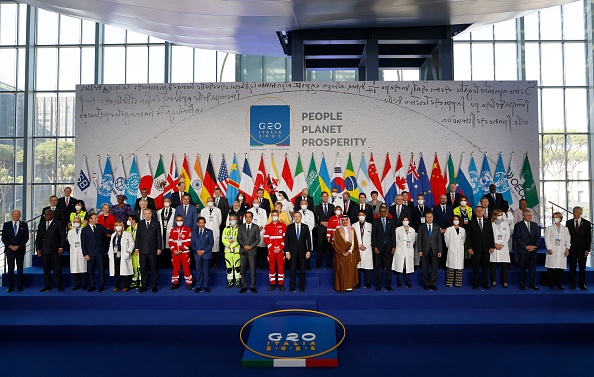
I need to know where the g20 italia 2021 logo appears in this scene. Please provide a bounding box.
[248,98,292,147]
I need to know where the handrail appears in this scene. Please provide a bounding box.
[548,201,572,215]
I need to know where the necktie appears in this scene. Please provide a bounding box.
[65,198,69,207]
[247,224,250,233]
[451,193,455,202]
[216,198,219,207]
[324,204,327,216]
[51,207,55,211]
[526,222,530,234]
[13,222,17,235]
[479,219,483,231]
[442,205,445,213]
[91,225,95,233]
[344,201,348,212]
[46,221,50,230]
[256,209,259,215]
[397,206,401,218]
[428,224,432,237]
[576,219,580,232]
[180,192,183,203]
[184,205,188,215]
[200,229,203,238]
[76,228,79,235]
[296,225,300,239]
[382,218,386,231]
[146,221,150,229]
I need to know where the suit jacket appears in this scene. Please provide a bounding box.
[214,196,230,224]
[410,205,433,231]
[566,218,591,255]
[174,204,198,230]
[293,195,315,212]
[445,192,461,208]
[466,217,495,254]
[35,220,65,255]
[371,216,396,251]
[433,204,454,230]
[513,221,540,254]
[135,219,163,254]
[170,191,195,208]
[133,208,156,222]
[314,202,335,234]
[191,227,214,259]
[285,223,312,258]
[341,199,358,223]
[133,196,156,211]
[237,222,261,256]
[42,206,67,227]
[57,196,77,218]
[255,197,272,216]
[484,192,504,213]
[417,223,443,257]
[353,203,374,224]
[388,204,412,228]
[81,224,110,257]
[2,221,29,250]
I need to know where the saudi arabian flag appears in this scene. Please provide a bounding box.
[521,153,539,208]
[307,154,321,206]
[345,153,360,203]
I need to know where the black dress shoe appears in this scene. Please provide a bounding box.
[251,288,258,293]
[169,284,179,290]
[268,284,276,291]
[386,286,393,291]
[239,287,247,293]
[195,287,202,293]
[279,285,285,291]
[550,285,556,290]
[569,285,576,290]
[138,287,147,293]
[579,285,588,291]
[520,286,526,290]
[17,287,23,292]
[57,287,65,292]
[300,288,305,292]
[39,287,51,292]
[204,288,210,293]
[529,285,539,291]
[481,285,490,290]
[98,287,105,292]
[6,288,13,293]
[406,282,412,288]
[152,287,158,293]
[472,286,479,290]
[397,281,402,288]
[431,286,438,291]
[424,286,430,291]
[306,265,312,270]
[72,286,80,291]
[289,287,296,292]
[557,284,564,290]
[87,287,96,292]
[375,287,381,291]
[365,284,371,289]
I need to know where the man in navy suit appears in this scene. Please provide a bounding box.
[293,188,315,212]
[2,210,29,292]
[174,194,198,230]
[135,208,163,292]
[237,211,261,293]
[341,192,358,225]
[466,207,495,290]
[514,209,541,290]
[133,187,156,211]
[410,194,433,231]
[57,186,77,220]
[418,212,443,290]
[388,194,411,228]
[356,193,374,224]
[433,194,454,268]
[285,212,312,292]
[484,184,504,214]
[36,209,65,292]
[371,204,396,291]
[191,217,214,292]
[81,213,111,292]
[567,206,591,290]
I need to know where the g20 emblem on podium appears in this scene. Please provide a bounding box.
[240,309,345,367]
[248,98,293,147]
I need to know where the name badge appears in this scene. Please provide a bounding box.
[406,239,411,246]
[555,238,561,246]
[497,234,503,241]
[464,218,469,225]
[420,217,426,224]
[252,218,259,224]
[75,242,81,248]
[177,240,182,246]
[209,216,214,222]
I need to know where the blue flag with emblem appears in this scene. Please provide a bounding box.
[97,156,113,211]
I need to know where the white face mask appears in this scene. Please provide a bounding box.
[358,216,366,222]
[238,195,244,200]
[331,192,338,197]
[272,216,279,222]
[453,220,460,225]
[163,202,170,208]
[252,203,260,209]
[335,210,342,216]
[496,216,503,221]
[417,199,424,205]
[126,220,131,226]
[301,205,308,210]
[460,201,467,207]
[72,222,81,229]
[229,220,237,226]
[554,217,561,224]
[176,221,184,227]
[207,202,214,207]
[75,205,82,211]
[115,225,122,232]
[402,220,409,227]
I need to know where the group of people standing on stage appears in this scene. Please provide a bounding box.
[2,182,591,293]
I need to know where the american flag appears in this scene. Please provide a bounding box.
[216,155,229,197]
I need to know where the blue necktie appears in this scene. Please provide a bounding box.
[382,218,386,232]
[428,225,432,238]
[296,225,300,239]
[13,222,17,235]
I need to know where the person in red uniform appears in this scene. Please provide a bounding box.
[264,210,287,291]
[168,215,193,290]
[326,205,343,245]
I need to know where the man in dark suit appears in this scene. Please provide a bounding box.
[213,187,230,268]
[133,187,156,211]
[356,193,374,224]
[513,209,540,290]
[466,206,495,290]
[134,208,163,292]
[285,212,312,292]
[484,184,504,214]
[2,210,29,292]
[446,183,461,208]
[293,188,315,212]
[433,194,454,268]
[170,181,193,208]
[174,194,198,230]
[418,212,443,290]
[567,206,591,290]
[341,191,357,224]
[57,186,77,220]
[35,209,65,292]
[371,204,396,291]
[42,195,67,228]
[133,199,156,221]
[255,188,272,216]
[410,194,433,231]
[314,191,334,268]
[81,213,111,292]
[237,211,261,293]
[388,194,411,228]
[191,217,214,292]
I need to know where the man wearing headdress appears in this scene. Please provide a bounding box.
[332,215,361,292]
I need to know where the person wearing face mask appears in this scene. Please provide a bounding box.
[112,194,133,223]
[411,194,432,231]
[222,214,241,288]
[81,213,112,293]
[452,196,473,227]
[444,215,466,287]
[298,199,316,270]
[277,190,294,217]
[326,206,344,245]
[264,210,288,291]
[227,201,246,226]
[126,215,141,289]
[329,188,340,205]
[293,188,314,212]
[168,215,193,290]
[67,217,87,291]
[314,191,335,269]
[108,220,134,292]
[199,197,222,269]
[69,200,88,230]
[268,202,291,225]
[236,193,250,212]
[248,198,269,270]
[433,194,454,269]
[355,210,373,288]
[490,209,511,288]
[392,216,417,288]
[157,198,175,268]
[544,212,571,290]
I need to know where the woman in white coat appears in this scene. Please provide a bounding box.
[354,211,373,288]
[490,209,511,288]
[108,221,135,292]
[544,212,571,290]
[392,216,417,288]
[444,215,466,287]
[67,217,87,290]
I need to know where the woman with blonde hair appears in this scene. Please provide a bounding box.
[108,220,135,292]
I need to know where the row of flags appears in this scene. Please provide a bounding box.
[76,152,539,213]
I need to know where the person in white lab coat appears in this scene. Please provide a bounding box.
[354,210,373,288]
[490,209,511,288]
[108,221,135,292]
[199,198,222,259]
[544,212,571,290]
[444,215,466,287]
[157,198,175,268]
[296,199,316,270]
[392,216,417,288]
[67,217,87,290]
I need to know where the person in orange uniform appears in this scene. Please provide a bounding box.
[264,210,287,291]
[168,215,193,290]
